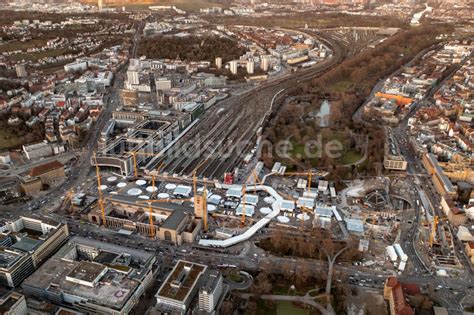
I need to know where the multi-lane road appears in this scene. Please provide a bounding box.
[353,45,474,312]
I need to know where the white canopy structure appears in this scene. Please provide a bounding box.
[146,186,158,193]
[235,204,255,217]
[127,188,142,196]
[173,185,192,197]
[165,183,177,190]
[277,216,290,223]
[259,207,272,215]
[226,185,243,198]
[199,184,283,248]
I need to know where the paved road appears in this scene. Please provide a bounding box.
[352,44,474,312]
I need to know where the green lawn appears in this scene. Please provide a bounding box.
[330,80,353,93]
[227,273,244,283]
[257,300,309,315]
[337,149,362,165]
[0,38,47,53]
[0,128,21,150]
[9,48,68,62]
[277,301,309,315]
[288,131,362,167]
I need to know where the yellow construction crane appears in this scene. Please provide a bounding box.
[137,197,193,237]
[272,171,327,193]
[429,215,439,247]
[203,185,208,232]
[130,151,163,178]
[93,152,107,226]
[192,159,211,231]
[241,184,247,227]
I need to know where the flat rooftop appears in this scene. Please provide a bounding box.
[67,261,107,283]
[11,237,41,252]
[70,236,154,263]
[0,249,26,269]
[23,256,139,310]
[160,209,188,230]
[157,260,207,302]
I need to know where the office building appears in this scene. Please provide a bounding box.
[198,270,224,314]
[229,60,238,75]
[0,291,27,315]
[384,132,407,171]
[28,160,65,185]
[127,70,139,85]
[383,277,414,315]
[215,57,222,70]
[261,56,270,71]
[246,60,254,74]
[155,77,173,91]
[0,217,69,287]
[22,236,155,315]
[422,153,457,199]
[15,65,27,78]
[22,142,53,160]
[155,260,207,313]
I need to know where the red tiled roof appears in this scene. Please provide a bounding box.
[29,160,64,177]
[386,277,415,315]
[402,283,421,296]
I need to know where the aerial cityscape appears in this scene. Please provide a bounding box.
[0,0,473,314]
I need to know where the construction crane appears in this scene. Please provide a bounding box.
[93,152,107,226]
[130,151,163,178]
[429,215,439,247]
[193,159,211,232]
[136,197,193,237]
[272,171,328,193]
[241,184,247,227]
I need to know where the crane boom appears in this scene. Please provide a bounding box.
[93,152,106,226]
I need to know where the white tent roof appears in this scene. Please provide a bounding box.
[277,215,290,223]
[296,213,310,221]
[107,176,117,182]
[264,196,276,204]
[146,186,158,193]
[165,183,177,190]
[135,179,147,186]
[127,188,142,196]
[260,207,272,215]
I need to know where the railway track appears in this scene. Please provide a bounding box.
[146,30,348,181]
